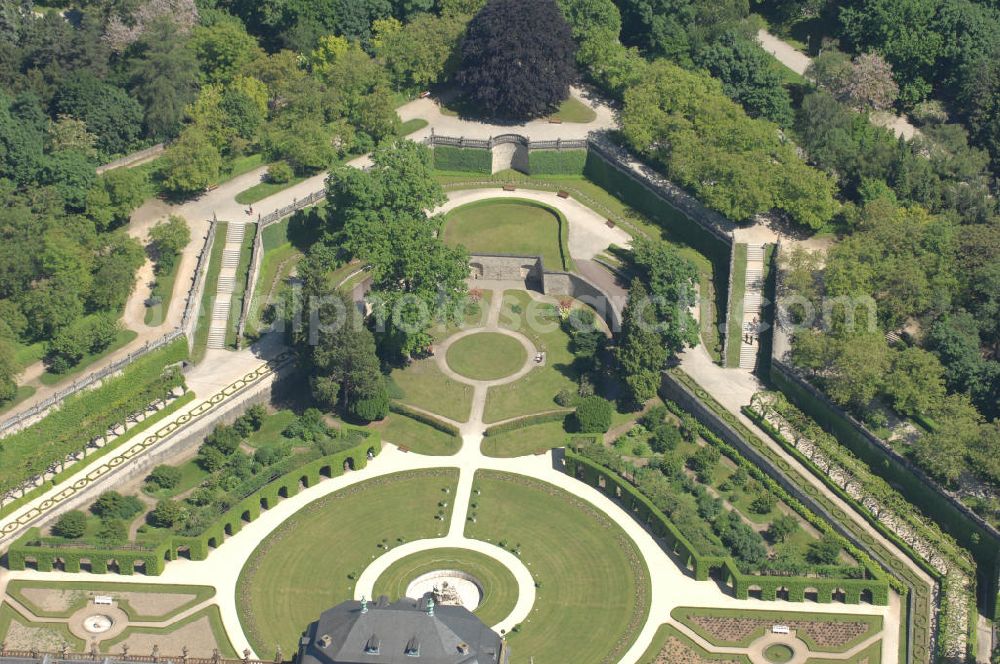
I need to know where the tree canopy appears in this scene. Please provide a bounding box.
[455,0,577,120]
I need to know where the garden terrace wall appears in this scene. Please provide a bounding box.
[433,146,492,173]
[8,428,381,575]
[770,358,1000,618]
[563,449,888,604]
[659,368,935,664]
[526,149,587,175]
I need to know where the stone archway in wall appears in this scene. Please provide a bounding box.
[490,143,529,174]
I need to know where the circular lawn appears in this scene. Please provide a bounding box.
[372,548,520,627]
[764,644,795,663]
[446,332,527,381]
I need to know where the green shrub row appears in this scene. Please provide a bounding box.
[483,410,571,436]
[564,449,888,604]
[583,150,730,265]
[527,150,587,175]
[388,402,460,437]
[665,367,935,663]
[0,339,189,496]
[8,427,381,576]
[433,146,492,173]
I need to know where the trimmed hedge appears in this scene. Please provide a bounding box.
[9,427,381,576]
[771,364,998,617]
[0,339,189,497]
[564,449,888,605]
[527,150,587,175]
[583,150,729,265]
[433,146,492,173]
[388,402,460,437]
[483,410,571,436]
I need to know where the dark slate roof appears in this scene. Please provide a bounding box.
[297,594,507,664]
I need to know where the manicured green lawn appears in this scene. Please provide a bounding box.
[443,199,570,271]
[143,458,210,499]
[245,409,297,450]
[192,221,227,364]
[0,385,36,415]
[237,470,459,656]
[144,258,180,326]
[372,547,518,627]
[446,332,527,381]
[390,359,474,422]
[235,175,307,205]
[465,471,650,663]
[549,97,597,123]
[726,243,748,368]
[480,418,571,457]
[436,171,726,361]
[376,413,462,456]
[397,118,429,136]
[484,291,578,423]
[39,328,138,385]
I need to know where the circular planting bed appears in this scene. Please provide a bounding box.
[764,643,795,663]
[372,548,520,627]
[446,332,527,381]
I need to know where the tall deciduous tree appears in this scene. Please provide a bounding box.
[455,0,577,120]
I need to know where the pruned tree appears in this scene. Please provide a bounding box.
[455,0,577,120]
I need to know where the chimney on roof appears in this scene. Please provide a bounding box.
[360,596,368,614]
[426,597,435,617]
[457,643,470,655]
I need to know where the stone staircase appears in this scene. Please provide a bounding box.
[207,222,246,350]
[738,244,767,370]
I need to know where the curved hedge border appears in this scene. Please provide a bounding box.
[8,427,381,576]
[388,402,460,437]
[483,410,571,436]
[563,449,888,604]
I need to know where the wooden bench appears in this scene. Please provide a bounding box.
[606,219,616,228]
[502,184,516,192]
[548,118,563,124]
[557,190,570,199]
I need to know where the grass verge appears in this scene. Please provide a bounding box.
[389,361,473,423]
[726,243,748,368]
[192,221,227,364]
[235,175,307,206]
[225,223,257,349]
[0,386,36,415]
[375,413,462,456]
[144,259,180,326]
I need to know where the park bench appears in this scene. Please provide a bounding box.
[502,184,516,192]
[606,219,616,228]
[557,190,569,198]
